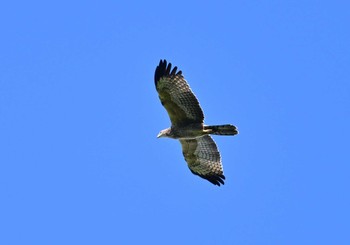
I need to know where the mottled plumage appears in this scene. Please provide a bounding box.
[155,59,238,186]
[180,136,224,186]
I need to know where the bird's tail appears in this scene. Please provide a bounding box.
[204,124,238,136]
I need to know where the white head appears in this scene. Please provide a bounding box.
[157,128,172,138]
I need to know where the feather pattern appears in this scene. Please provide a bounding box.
[180,135,225,186]
[155,60,204,126]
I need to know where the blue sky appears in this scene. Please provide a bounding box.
[1,1,349,244]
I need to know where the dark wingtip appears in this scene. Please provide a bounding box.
[154,59,167,85]
[208,174,225,186]
[154,59,183,86]
[190,170,226,186]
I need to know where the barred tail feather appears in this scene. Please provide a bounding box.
[205,124,238,136]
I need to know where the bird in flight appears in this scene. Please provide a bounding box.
[154,59,238,186]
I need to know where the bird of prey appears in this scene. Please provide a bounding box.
[154,59,238,186]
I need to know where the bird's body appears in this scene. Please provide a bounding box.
[158,123,204,139]
[155,60,238,186]
[158,123,237,139]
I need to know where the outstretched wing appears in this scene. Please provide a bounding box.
[180,135,225,186]
[154,59,204,126]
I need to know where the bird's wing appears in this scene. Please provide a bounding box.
[154,59,204,127]
[180,135,225,186]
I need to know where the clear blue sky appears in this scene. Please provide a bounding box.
[1,1,349,244]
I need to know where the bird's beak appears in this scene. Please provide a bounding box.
[157,132,162,138]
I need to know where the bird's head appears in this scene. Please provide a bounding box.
[157,128,172,138]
